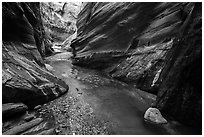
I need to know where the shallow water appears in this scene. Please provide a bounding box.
[44,52,201,135]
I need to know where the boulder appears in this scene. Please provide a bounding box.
[144,107,167,124]
[2,103,28,121]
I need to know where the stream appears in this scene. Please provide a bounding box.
[34,51,201,135]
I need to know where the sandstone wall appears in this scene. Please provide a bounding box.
[71,2,202,127]
[2,2,69,108]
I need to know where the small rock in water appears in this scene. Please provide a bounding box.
[144,107,167,124]
[45,64,53,71]
[34,105,41,110]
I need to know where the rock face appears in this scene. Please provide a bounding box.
[3,2,53,57]
[71,2,190,93]
[144,108,167,124]
[155,3,202,128]
[2,103,28,121]
[40,2,82,50]
[2,2,69,108]
[71,2,202,128]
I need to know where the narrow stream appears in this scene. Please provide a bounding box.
[38,52,201,135]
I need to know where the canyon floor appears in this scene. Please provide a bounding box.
[3,51,201,135]
[2,2,201,135]
[23,51,199,135]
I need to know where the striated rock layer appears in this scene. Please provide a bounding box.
[2,2,69,108]
[71,2,202,128]
[40,2,82,50]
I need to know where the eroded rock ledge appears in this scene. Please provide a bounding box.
[2,2,69,108]
[71,2,202,128]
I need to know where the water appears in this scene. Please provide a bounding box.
[44,52,201,135]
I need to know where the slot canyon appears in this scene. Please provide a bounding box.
[2,2,202,135]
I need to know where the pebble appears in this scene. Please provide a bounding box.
[55,128,61,134]
[34,105,41,110]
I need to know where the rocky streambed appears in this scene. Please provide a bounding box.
[3,52,200,135]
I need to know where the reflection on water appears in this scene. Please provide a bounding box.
[46,52,201,135]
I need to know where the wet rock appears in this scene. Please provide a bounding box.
[2,103,28,121]
[3,118,43,135]
[144,107,167,124]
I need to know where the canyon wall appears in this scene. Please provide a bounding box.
[2,2,69,108]
[40,2,82,50]
[71,2,202,127]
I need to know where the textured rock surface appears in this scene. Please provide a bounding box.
[3,118,43,135]
[37,128,56,135]
[155,3,202,128]
[2,103,28,121]
[71,2,190,93]
[2,2,69,108]
[144,107,167,124]
[3,2,53,57]
[71,2,201,128]
[40,2,82,50]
